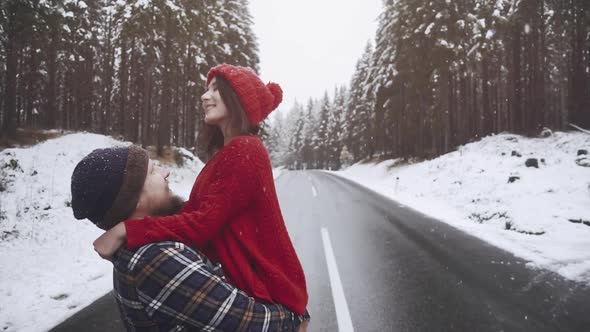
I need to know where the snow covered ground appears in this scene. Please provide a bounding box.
[333,131,590,283]
[0,133,202,332]
[0,131,588,331]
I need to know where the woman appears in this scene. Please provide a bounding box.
[94,64,309,322]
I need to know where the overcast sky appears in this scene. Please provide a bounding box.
[248,0,383,117]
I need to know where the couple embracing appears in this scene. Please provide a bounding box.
[71,64,310,331]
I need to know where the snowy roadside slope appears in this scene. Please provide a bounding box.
[334,131,590,283]
[0,133,202,332]
[272,166,286,180]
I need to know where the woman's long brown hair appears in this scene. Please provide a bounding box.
[197,74,260,161]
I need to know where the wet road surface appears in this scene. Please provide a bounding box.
[50,170,590,332]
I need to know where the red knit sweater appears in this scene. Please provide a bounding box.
[125,135,308,315]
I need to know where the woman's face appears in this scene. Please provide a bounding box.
[201,77,229,127]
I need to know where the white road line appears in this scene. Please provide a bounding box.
[321,227,354,332]
[307,174,318,197]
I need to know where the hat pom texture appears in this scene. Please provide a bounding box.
[266,82,283,111]
[207,64,283,125]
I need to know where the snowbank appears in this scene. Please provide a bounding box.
[272,166,287,180]
[0,133,202,332]
[334,131,590,283]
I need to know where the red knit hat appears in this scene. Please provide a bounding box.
[206,64,283,125]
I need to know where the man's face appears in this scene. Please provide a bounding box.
[139,160,184,217]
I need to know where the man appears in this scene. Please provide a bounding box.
[71,145,307,331]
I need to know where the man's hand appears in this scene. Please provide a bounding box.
[93,222,127,261]
[297,319,309,332]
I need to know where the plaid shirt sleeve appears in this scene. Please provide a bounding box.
[130,242,302,331]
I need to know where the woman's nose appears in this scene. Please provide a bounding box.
[201,90,209,101]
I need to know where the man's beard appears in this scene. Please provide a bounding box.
[151,194,185,217]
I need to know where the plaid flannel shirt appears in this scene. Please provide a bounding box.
[112,241,304,331]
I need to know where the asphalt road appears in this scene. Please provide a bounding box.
[50,170,590,332]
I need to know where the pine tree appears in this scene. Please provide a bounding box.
[1,0,36,137]
[348,41,375,161]
[301,98,318,169]
[265,112,285,166]
[315,93,331,169]
[287,101,305,169]
[327,86,346,170]
[210,0,259,71]
[339,145,353,168]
